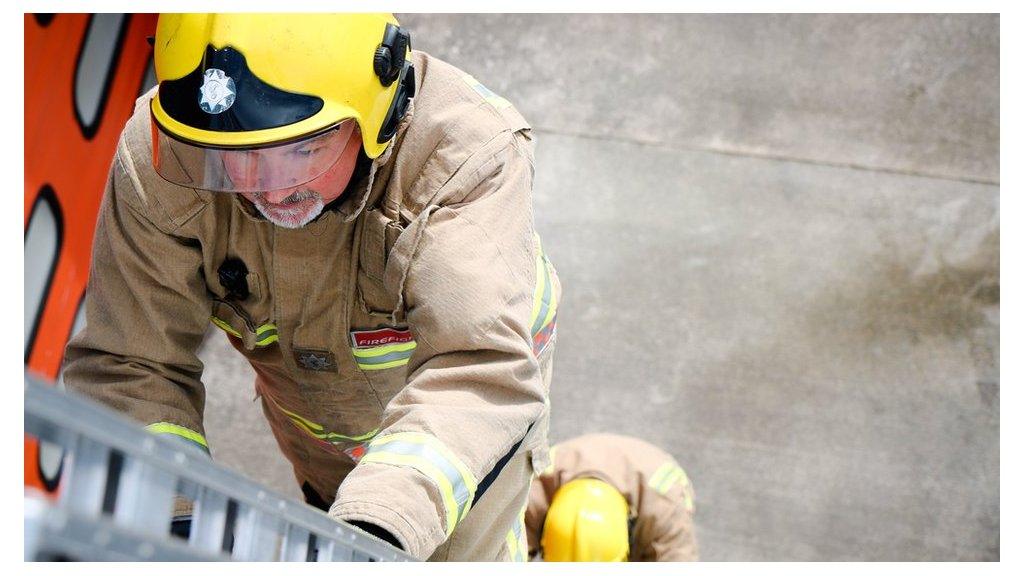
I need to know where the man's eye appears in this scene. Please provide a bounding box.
[293,147,321,157]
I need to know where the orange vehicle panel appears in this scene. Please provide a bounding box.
[24,13,158,493]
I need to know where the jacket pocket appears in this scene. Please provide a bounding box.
[359,207,404,283]
[357,208,406,319]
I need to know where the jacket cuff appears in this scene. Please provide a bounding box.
[330,463,448,560]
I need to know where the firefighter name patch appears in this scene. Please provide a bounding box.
[292,348,337,372]
[350,327,413,348]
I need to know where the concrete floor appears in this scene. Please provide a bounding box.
[199,14,999,560]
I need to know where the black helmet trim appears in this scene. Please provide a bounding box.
[375,24,415,144]
[377,60,415,144]
[158,45,324,134]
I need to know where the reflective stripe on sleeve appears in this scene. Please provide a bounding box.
[529,235,558,356]
[657,467,685,494]
[505,502,528,562]
[461,74,513,110]
[540,445,557,476]
[649,461,692,497]
[145,422,209,454]
[210,317,278,347]
[361,431,478,536]
[505,529,519,562]
[648,461,676,492]
[255,323,279,345]
[210,316,241,338]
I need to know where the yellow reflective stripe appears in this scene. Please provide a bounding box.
[283,414,326,441]
[541,445,557,476]
[292,419,326,440]
[538,261,558,331]
[286,411,376,443]
[648,462,675,491]
[488,96,512,110]
[145,422,209,452]
[511,503,528,561]
[351,341,417,358]
[529,234,558,339]
[461,74,512,110]
[506,529,520,562]
[372,432,479,508]
[361,451,461,535]
[657,467,685,494]
[210,316,241,338]
[325,427,380,443]
[273,398,364,440]
[674,466,691,491]
[264,394,329,440]
[275,403,323,432]
[353,341,416,370]
[530,248,546,329]
[264,394,377,443]
[365,432,479,534]
[357,358,411,371]
[211,318,278,346]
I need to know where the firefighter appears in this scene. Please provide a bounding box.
[525,433,698,561]
[63,13,559,561]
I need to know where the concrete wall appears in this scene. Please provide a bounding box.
[200,14,999,560]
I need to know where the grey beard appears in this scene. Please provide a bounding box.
[250,189,326,229]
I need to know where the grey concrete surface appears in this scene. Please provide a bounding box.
[532,134,998,561]
[400,13,999,183]
[197,14,999,560]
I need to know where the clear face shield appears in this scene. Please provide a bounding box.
[151,118,357,193]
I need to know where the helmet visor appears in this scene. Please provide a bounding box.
[152,118,356,193]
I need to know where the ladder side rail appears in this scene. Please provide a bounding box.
[25,377,414,562]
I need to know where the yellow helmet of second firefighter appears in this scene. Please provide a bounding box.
[149,13,415,193]
[541,478,631,562]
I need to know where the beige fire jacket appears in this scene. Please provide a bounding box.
[63,50,560,560]
[525,434,698,561]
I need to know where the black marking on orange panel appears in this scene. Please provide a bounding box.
[24,185,64,363]
[73,14,130,140]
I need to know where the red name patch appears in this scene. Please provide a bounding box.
[351,327,413,348]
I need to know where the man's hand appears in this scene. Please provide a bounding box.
[350,520,404,550]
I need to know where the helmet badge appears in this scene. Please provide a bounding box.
[198,68,236,114]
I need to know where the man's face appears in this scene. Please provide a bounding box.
[228,124,364,228]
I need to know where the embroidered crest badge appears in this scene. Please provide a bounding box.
[292,349,337,372]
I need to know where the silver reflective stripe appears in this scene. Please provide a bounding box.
[355,349,415,365]
[366,440,472,518]
[530,258,552,335]
[511,514,525,561]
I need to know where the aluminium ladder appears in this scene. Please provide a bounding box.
[24,375,414,562]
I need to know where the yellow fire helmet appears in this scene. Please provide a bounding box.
[149,13,414,192]
[541,478,631,562]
